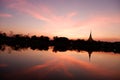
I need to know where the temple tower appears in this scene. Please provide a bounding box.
[88,51,92,62]
[88,31,93,42]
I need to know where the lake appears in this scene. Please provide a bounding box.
[0,46,120,80]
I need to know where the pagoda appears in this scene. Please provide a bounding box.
[88,31,94,42]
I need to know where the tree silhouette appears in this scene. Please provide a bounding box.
[0,31,120,53]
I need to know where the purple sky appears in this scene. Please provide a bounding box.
[0,0,120,41]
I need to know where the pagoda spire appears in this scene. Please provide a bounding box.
[88,31,93,41]
[88,51,92,62]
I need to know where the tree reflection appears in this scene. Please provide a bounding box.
[0,32,120,53]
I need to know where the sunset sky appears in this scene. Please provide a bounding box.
[0,0,120,41]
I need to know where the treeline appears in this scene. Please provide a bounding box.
[0,32,120,53]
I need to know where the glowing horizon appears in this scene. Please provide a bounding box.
[0,0,120,42]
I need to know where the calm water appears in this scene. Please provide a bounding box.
[0,46,120,80]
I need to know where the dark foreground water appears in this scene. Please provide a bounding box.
[0,46,120,80]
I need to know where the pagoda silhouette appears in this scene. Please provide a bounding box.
[87,31,94,62]
[87,31,94,42]
[88,51,92,62]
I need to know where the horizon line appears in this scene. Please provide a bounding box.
[0,31,120,42]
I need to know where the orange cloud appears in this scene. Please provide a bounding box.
[3,0,120,40]
[61,56,114,76]
[6,0,78,26]
[4,58,73,80]
[75,14,120,27]
[3,54,119,80]
[6,0,50,22]
[24,58,73,78]
[2,0,84,38]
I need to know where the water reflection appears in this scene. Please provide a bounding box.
[1,44,120,54]
[0,46,120,80]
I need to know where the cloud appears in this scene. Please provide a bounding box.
[2,0,120,40]
[0,13,12,18]
[5,58,73,79]
[75,15,120,27]
[67,12,77,18]
[6,0,77,24]
[5,0,50,22]
[4,54,118,80]
[1,0,80,38]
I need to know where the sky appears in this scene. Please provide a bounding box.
[0,0,120,41]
